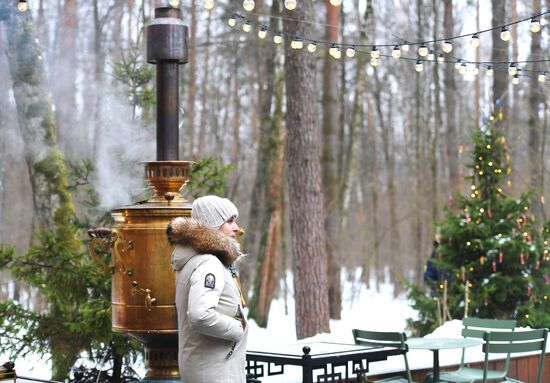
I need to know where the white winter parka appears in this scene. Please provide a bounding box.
[167,217,248,383]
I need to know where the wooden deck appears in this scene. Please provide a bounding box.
[367,352,550,382]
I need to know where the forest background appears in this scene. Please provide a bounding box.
[0,0,549,375]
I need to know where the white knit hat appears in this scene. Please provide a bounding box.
[192,195,239,229]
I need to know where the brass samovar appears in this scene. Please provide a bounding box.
[88,6,190,381]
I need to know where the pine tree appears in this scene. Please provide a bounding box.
[409,120,550,334]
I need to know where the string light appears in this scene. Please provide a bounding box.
[284,0,297,11]
[538,72,546,83]
[227,15,237,27]
[459,63,467,75]
[442,41,453,53]
[530,17,541,33]
[242,21,252,33]
[512,74,519,85]
[332,48,342,59]
[370,46,380,59]
[487,65,494,76]
[391,45,401,59]
[290,37,303,49]
[346,46,356,58]
[401,43,410,52]
[418,45,428,56]
[243,0,255,11]
[427,50,435,61]
[273,33,283,44]
[470,33,480,48]
[500,26,511,41]
[203,0,214,10]
[415,60,424,72]
[472,65,480,76]
[329,0,342,6]
[508,63,517,76]
[328,44,338,57]
[257,26,267,39]
[370,57,379,67]
[168,0,180,6]
[307,41,317,53]
[437,53,444,64]
[454,59,462,70]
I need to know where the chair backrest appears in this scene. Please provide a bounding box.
[458,317,516,370]
[352,329,412,383]
[482,328,548,383]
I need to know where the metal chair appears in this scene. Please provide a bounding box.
[481,328,548,383]
[432,317,516,383]
[352,329,416,383]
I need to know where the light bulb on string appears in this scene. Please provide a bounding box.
[391,45,401,59]
[437,53,444,64]
[346,46,356,58]
[284,0,297,10]
[418,45,428,56]
[290,37,303,49]
[329,0,342,6]
[442,40,453,53]
[487,65,494,77]
[459,63,467,75]
[243,0,255,11]
[307,42,317,53]
[530,18,541,33]
[500,26,511,41]
[508,63,517,76]
[401,43,409,52]
[538,72,546,83]
[512,74,519,85]
[454,59,462,70]
[242,21,252,33]
[415,60,424,72]
[257,26,267,39]
[472,65,480,76]
[203,0,214,10]
[370,57,379,67]
[427,50,435,61]
[470,33,480,48]
[227,15,237,27]
[329,44,339,57]
[370,46,380,59]
[332,48,342,59]
[168,0,180,7]
[273,33,283,44]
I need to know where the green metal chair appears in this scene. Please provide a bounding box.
[433,317,516,383]
[481,328,548,383]
[352,329,416,383]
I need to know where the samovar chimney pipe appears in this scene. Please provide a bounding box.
[146,7,188,160]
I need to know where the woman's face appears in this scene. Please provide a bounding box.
[218,216,239,238]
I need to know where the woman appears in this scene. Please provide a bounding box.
[166,195,248,383]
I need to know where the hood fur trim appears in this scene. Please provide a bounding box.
[167,217,240,267]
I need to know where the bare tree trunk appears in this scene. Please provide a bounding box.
[528,0,544,219]
[443,0,460,200]
[491,0,508,130]
[197,10,212,157]
[185,0,197,156]
[283,0,330,339]
[245,0,284,326]
[53,0,80,158]
[2,3,79,379]
[322,0,341,320]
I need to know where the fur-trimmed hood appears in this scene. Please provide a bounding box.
[167,217,241,269]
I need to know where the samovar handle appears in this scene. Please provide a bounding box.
[87,227,114,273]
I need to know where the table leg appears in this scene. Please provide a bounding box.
[432,349,440,382]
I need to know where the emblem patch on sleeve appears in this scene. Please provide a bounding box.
[204,273,216,289]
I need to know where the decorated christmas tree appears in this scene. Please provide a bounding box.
[408,118,550,334]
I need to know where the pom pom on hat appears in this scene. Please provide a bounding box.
[192,195,238,229]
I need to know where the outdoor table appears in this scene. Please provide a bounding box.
[246,341,405,383]
[407,337,484,382]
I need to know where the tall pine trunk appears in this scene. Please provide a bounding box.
[283,0,330,339]
[322,0,341,320]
